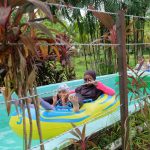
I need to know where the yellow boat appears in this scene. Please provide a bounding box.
[9,94,119,140]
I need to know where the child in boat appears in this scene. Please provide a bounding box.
[40,83,79,112]
[75,70,115,101]
[0,85,79,112]
[52,84,79,112]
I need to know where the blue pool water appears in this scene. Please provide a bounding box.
[0,74,118,149]
[0,103,23,150]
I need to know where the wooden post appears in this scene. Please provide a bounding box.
[116,10,130,150]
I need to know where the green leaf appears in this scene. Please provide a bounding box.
[29,22,54,39]
[70,130,81,140]
[71,123,82,138]
[81,124,86,141]
[53,16,68,31]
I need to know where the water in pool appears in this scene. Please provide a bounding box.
[0,103,21,149]
[0,74,118,149]
[0,98,42,150]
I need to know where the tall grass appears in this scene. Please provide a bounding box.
[73,52,150,79]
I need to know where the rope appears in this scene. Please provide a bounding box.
[126,43,150,46]
[0,42,120,46]
[125,14,150,20]
[46,2,150,20]
[46,2,117,16]
[40,43,120,46]
[1,42,150,47]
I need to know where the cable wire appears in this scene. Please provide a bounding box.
[46,2,150,20]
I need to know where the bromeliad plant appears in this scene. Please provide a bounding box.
[0,0,73,149]
[67,123,97,150]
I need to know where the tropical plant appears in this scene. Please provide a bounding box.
[36,61,65,85]
[36,33,76,85]
[67,123,97,150]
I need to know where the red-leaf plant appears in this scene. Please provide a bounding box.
[88,5,134,48]
[0,0,72,149]
[0,0,72,109]
[65,123,97,150]
[88,5,116,48]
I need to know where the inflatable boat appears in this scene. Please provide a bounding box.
[9,94,119,140]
